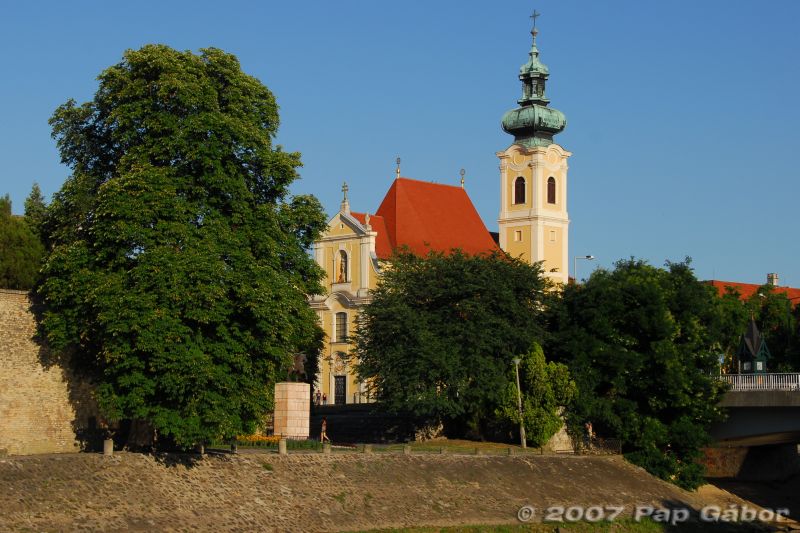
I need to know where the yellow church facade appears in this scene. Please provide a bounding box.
[309,192,380,405]
[498,142,571,285]
[310,20,571,404]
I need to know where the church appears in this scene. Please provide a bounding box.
[309,20,571,405]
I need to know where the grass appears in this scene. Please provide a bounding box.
[210,438,323,452]
[350,517,776,532]
[357,439,548,456]
[211,436,607,457]
[351,520,663,532]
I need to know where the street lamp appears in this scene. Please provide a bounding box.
[512,357,526,449]
[573,255,595,283]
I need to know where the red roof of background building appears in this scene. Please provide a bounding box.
[706,280,800,306]
[370,177,498,259]
[350,212,392,259]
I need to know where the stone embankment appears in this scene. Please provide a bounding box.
[1,451,787,532]
[0,289,97,456]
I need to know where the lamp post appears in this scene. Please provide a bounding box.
[512,357,526,448]
[573,255,595,283]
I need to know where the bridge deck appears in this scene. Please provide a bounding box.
[719,373,800,392]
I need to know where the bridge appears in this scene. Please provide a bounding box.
[706,373,800,479]
[712,373,800,446]
[720,373,800,393]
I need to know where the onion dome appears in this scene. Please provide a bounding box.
[501,22,566,148]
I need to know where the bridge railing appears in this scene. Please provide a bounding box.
[719,373,800,391]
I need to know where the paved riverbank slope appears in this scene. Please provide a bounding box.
[0,451,784,532]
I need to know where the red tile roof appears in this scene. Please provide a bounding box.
[706,280,800,306]
[350,212,392,259]
[371,178,498,259]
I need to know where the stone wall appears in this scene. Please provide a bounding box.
[273,382,310,439]
[701,446,750,478]
[0,289,96,455]
[703,444,800,480]
[1,451,761,532]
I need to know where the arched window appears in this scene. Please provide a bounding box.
[547,177,556,204]
[337,250,348,283]
[514,177,525,204]
[335,312,347,342]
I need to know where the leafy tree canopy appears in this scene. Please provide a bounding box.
[0,194,45,290]
[709,283,800,372]
[743,285,798,371]
[709,287,750,370]
[354,249,549,437]
[545,258,727,490]
[36,45,326,448]
[24,182,47,239]
[495,342,576,447]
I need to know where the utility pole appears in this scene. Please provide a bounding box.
[513,357,526,448]
[573,255,595,283]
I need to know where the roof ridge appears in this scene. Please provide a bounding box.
[351,211,385,219]
[396,176,465,190]
[709,279,800,291]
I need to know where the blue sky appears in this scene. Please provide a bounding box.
[1,1,798,285]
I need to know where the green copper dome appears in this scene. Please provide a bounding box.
[501,27,566,148]
[519,40,549,78]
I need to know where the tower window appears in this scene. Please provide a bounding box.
[335,312,347,342]
[514,230,522,242]
[514,177,525,204]
[337,250,348,283]
[547,177,556,204]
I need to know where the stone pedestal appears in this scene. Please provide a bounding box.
[103,438,113,456]
[273,382,310,439]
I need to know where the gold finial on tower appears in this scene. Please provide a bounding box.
[395,157,401,180]
[460,168,466,189]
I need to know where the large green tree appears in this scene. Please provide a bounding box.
[545,258,727,490]
[0,195,45,290]
[710,286,750,372]
[710,284,800,372]
[24,182,47,239]
[495,342,576,447]
[353,249,549,438]
[743,285,799,371]
[35,45,326,448]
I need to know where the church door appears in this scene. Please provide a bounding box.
[334,376,346,405]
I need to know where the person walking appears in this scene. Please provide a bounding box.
[320,417,330,443]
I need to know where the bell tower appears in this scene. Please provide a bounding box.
[498,13,570,285]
